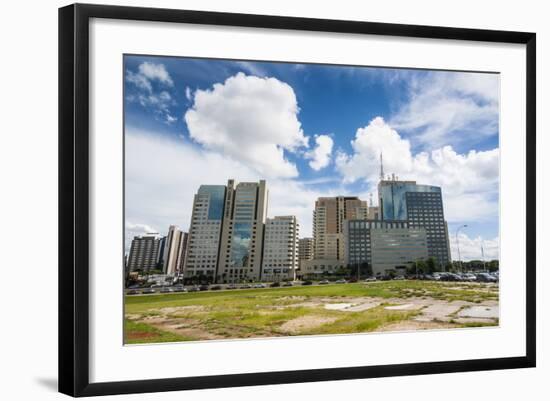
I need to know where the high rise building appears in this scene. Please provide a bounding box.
[217,180,268,283]
[298,237,314,263]
[313,196,368,260]
[162,225,188,275]
[262,216,299,282]
[184,185,226,280]
[378,179,451,267]
[127,233,163,273]
[344,219,428,276]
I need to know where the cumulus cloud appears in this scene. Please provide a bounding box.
[389,71,499,148]
[125,128,326,250]
[126,62,176,124]
[336,117,499,224]
[306,134,334,171]
[184,72,309,178]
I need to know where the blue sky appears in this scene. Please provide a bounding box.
[124,55,500,261]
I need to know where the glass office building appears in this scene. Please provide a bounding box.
[378,180,451,267]
[183,185,226,280]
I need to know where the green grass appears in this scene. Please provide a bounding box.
[124,319,196,344]
[124,282,498,344]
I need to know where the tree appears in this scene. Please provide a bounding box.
[426,257,436,274]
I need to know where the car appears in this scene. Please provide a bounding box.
[210,285,222,290]
[334,279,347,284]
[226,284,238,290]
[126,289,140,295]
[476,273,497,283]
[423,274,435,281]
[240,284,252,289]
[270,282,281,287]
[160,287,173,293]
[253,283,267,288]
[187,286,199,292]
[172,285,187,293]
[199,285,210,291]
[319,279,330,285]
[142,288,156,294]
[282,282,293,287]
[301,280,313,286]
[462,273,477,282]
[393,275,406,280]
[363,277,377,282]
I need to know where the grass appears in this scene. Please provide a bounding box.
[124,319,196,344]
[124,281,499,344]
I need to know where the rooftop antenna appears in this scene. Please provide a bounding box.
[379,152,385,181]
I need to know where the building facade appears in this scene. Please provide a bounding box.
[127,233,163,273]
[162,225,188,275]
[344,219,428,276]
[262,216,299,282]
[313,196,368,261]
[378,179,451,267]
[183,185,226,281]
[217,180,268,283]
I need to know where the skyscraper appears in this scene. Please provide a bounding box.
[378,179,451,267]
[313,196,368,261]
[162,225,188,275]
[262,216,299,282]
[127,233,163,273]
[217,180,268,283]
[298,237,314,264]
[184,185,226,281]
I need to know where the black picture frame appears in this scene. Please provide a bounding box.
[59,3,536,397]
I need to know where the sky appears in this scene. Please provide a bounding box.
[124,55,500,261]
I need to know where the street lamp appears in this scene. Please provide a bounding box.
[455,224,468,272]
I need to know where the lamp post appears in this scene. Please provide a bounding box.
[455,224,467,272]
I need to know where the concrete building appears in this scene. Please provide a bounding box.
[162,225,188,275]
[313,196,368,261]
[127,233,163,273]
[217,180,268,283]
[300,259,345,278]
[298,237,314,260]
[262,216,299,282]
[344,219,428,276]
[184,185,226,281]
[378,179,450,267]
[367,206,380,220]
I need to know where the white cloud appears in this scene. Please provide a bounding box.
[306,134,333,171]
[125,129,325,247]
[126,62,176,124]
[137,62,173,87]
[185,86,192,101]
[336,117,499,224]
[450,233,499,262]
[184,72,309,178]
[389,71,499,148]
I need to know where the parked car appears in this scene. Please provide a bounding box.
[199,285,210,291]
[363,277,377,282]
[302,280,313,286]
[142,288,156,294]
[334,279,347,284]
[253,283,267,288]
[270,282,281,287]
[240,284,252,289]
[126,289,140,295]
[210,285,222,290]
[393,275,406,280]
[160,287,173,293]
[282,282,293,287]
[172,285,187,293]
[319,279,330,285]
[227,284,238,290]
[476,273,497,283]
[187,286,199,292]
